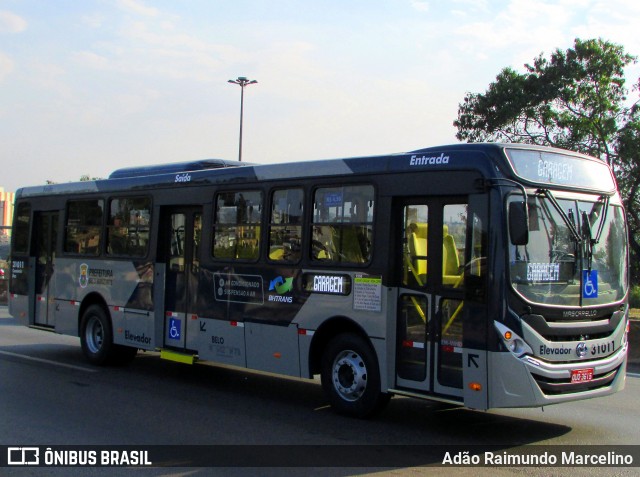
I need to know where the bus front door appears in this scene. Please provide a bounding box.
[395,198,469,400]
[33,211,58,327]
[162,207,202,351]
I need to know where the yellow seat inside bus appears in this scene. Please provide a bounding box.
[407,223,462,287]
[334,226,366,263]
[269,247,285,260]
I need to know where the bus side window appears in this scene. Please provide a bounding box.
[64,199,104,256]
[12,202,31,254]
[269,189,303,263]
[311,185,374,264]
[213,190,263,261]
[107,197,151,257]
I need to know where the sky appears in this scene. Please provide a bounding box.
[1,0,640,192]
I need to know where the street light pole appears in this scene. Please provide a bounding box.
[228,76,257,162]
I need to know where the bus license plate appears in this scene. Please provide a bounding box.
[571,368,594,383]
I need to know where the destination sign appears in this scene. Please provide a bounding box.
[303,273,351,295]
[505,149,615,191]
[527,263,560,282]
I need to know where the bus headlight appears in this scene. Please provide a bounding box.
[508,338,526,354]
[494,321,533,358]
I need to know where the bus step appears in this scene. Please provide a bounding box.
[28,324,55,332]
[160,349,197,365]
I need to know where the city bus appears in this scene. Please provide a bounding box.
[8,143,629,417]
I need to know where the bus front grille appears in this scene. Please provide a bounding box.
[531,367,620,395]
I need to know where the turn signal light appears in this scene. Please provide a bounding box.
[469,382,482,391]
[504,331,512,340]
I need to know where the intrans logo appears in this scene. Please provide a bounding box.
[268,276,293,303]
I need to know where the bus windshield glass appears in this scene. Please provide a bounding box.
[508,194,627,306]
[505,148,616,192]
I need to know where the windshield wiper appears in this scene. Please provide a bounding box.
[538,189,582,244]
[582,195,610,272]
[592,195,610,245]
[581,211,594,271]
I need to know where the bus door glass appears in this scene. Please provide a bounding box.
[33,211,58,326]
[395,198,468,397]
[396,200,431,391]
[434,202,467,396]
[163,207,201,350]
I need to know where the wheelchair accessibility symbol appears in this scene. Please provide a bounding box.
[582,270,598,299]
[168,317,181,340]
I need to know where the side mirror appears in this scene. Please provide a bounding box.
[509,201,529,246]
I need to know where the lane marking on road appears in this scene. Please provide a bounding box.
[0,350,97,373]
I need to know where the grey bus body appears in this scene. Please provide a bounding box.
[9,143,629,417]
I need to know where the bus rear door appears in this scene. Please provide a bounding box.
[161,207,201,352]
[33,211,58,327]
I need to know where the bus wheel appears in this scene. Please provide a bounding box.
[80,305,136,366]
[321,333,390,418]
[80,305,113,365]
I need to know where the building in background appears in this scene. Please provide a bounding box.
[0,187,12,303]
[1,187,14,239]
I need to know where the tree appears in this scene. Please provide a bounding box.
[616,81,640,282]
[454,38,640,283]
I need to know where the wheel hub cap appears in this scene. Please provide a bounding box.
[332,350,367,402]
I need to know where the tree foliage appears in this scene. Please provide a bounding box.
[454,38,640,283]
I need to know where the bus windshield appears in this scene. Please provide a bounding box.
[508,193,627,306]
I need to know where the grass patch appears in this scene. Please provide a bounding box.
[630,309,640,320]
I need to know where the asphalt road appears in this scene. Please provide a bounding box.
[1,305,638,477]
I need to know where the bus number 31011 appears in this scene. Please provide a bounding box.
[592,341,615,356]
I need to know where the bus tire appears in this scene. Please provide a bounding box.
[80,305,136,366]
[321,333,390,418]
